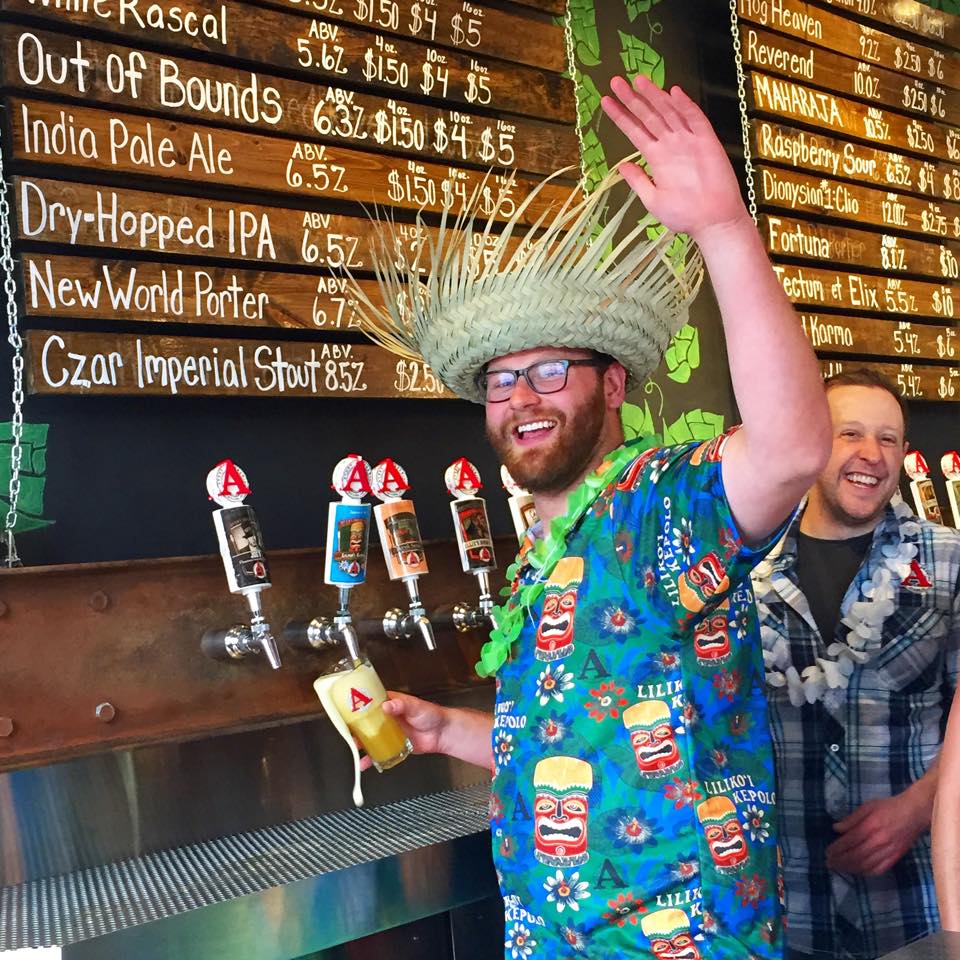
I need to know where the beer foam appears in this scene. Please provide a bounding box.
[314,671,364,808]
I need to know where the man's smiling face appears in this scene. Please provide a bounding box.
[812,384,908,534]
[483,346,622,494]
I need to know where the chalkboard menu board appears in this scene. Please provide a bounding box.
[0,0,576,400]
[737,0,960,402]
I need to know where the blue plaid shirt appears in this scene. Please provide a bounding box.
[752,503,960,959]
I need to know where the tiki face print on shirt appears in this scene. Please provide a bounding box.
[693,601,732,666]
[678,551,730,614]
[622,700,683,778]
[641,908,702,959]
[697,796,750,873]
[532,756,593,867]
[534,557,583,662]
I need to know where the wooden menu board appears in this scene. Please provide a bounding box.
[246,0,568,72]
[821,358,960,400]
[0,1,576,399]
[24,329,454,399]
[20,254,380,330]
[737,0,960,399]
[7,99,569,217]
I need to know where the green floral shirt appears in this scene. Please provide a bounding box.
[490,435,783,959]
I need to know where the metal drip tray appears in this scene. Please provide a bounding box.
[0,783,494,955]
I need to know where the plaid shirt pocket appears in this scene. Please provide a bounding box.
[869,607,948,692]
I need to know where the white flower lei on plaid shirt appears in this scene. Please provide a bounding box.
[762,500,922,708]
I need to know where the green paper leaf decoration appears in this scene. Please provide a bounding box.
[625,0,664,20]
[662,409,725,446]
[581,128,609,194]
[569,0,601,66]
[0,422,54,533]
[621,401,657,441]
[577,73,602,130]
[664,324,701,384]
[619,31,665,88]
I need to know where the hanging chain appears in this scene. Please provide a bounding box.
[562,3,590,191]
[729,0,758,223]
[0,122,23,567]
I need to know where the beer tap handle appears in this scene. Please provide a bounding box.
[501,464,538,542]
[942,451,960,528]
[371,458,436,650]
[315,454,374,661]
[446,458,497,625]
[203,459,281,669]
[905,450,944,524]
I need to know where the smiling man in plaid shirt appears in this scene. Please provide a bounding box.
[753,369,960,960]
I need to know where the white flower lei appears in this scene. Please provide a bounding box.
[762,501,922,708]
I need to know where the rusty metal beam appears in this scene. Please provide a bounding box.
[0,539,508,771]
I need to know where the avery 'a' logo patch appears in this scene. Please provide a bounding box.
[902,559,933,589]
[350,688,373,712]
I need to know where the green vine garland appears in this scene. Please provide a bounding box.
[477,441,654,677]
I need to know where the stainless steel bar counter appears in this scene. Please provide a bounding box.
[2,783,498,960]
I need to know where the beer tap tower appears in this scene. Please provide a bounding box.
[284,455,372,662]
[942,451,960,527]
[904,451,945,524]
[201,459,282,669]
[371,458,436,651]
[445,458,497,631]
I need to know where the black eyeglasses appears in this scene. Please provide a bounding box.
[478,358,609,403]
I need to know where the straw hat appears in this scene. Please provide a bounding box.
[349,164,705,403]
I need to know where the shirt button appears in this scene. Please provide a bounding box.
[829,743,840,753]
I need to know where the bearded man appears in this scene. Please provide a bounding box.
[352,75,831,959]
[753,369,960,960]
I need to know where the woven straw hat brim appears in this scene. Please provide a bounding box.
[419,279,693,403]
[348,162,705,404]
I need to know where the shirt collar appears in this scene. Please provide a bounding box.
[766,501,905,574]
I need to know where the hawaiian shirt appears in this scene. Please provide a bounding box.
[752,503,960,959]
[491,435,784,960]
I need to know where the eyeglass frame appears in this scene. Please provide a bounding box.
[477,356,613,403]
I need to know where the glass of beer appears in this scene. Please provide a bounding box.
[314,656,412,781]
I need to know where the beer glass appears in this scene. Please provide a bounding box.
[314,656,412,806]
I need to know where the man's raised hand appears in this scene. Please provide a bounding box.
[601,75,749,243]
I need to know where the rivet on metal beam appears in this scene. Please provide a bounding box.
[0,717,14,737]
[89,591,110,613]
[95,703,116,723]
